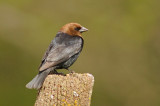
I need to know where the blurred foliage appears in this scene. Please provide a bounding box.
[0,0,160,105]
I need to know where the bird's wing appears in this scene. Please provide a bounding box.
[39,41,54,68]
[39,37,83,71]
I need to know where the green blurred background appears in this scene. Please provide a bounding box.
[0,0,160,105]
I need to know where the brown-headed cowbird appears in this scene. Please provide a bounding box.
[26,23,88,89]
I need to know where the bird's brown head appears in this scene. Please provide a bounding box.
[59,23,88,37]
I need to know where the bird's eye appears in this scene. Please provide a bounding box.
[74,27,81,31]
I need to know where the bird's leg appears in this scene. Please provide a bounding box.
[51,69,66,76]
[53,69,59,74]
[67,68,75,73]
[49,69,58,74]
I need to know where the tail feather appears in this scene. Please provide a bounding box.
[26,69,51,89]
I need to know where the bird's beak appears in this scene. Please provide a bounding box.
[79,27,88,33]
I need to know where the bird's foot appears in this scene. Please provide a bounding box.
[49,69,65,76]
[53,69,59,74]
[67,68,75,73]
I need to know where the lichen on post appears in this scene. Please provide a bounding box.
[35,73,94,106]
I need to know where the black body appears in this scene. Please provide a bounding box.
[39,32,84,72]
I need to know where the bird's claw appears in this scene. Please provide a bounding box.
[49,69,66,76]
[67,68,75,73]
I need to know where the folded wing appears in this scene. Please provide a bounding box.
[39,34,83,72]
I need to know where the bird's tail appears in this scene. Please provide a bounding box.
[26,69,51,89]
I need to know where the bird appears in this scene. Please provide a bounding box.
[26,23,88,89]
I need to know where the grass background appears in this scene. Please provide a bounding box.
[0,0,160,105]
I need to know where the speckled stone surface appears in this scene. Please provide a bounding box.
[35,73,94,106]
